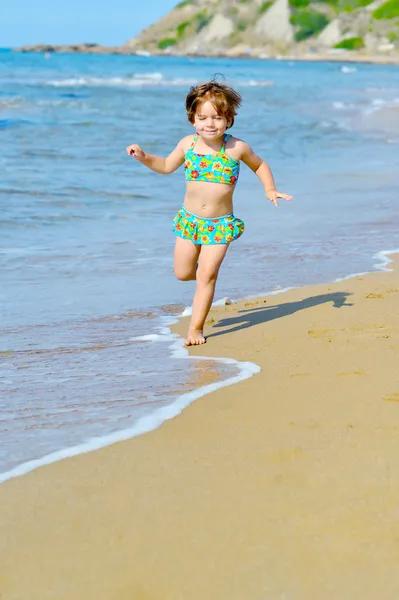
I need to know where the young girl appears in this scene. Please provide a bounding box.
[126,81,293,346]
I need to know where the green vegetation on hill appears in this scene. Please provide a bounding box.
[373,0,399,19]
[176,20,191,38]
[196,10,212,32]
[335,0,374,11]
[290,0,374,9]
[128,0,399,58]
[158,38,177,49]
[259,2,273,13]
[289,0,311,8]
[334,36,365,49]
[175,0,192,7]
[290,7,330,40]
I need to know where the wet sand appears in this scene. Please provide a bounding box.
[1,253,399,599]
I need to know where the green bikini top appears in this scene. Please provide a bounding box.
[184,133,240,186]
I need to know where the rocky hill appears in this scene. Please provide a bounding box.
[124,0,399,59]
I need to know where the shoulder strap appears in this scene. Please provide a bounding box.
[189,134,198,150]
[220,133,230,154]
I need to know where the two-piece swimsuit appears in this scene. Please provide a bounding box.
[172,133,245,245]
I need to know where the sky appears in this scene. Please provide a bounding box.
[1,0,180,47]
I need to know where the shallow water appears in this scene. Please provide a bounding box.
[1,50,398,478]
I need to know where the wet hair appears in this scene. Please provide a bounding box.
[185,80,242,129]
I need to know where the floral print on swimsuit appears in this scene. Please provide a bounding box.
[172,207,245,245]
[184,134,240,186]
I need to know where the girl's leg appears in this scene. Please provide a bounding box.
[174,237,201,281]
[186,243,229,346]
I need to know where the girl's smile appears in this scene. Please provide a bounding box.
[193,100,229,141]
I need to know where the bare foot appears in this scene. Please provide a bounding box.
[185,329,206,346]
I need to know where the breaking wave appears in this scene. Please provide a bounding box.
[20,72,274,89]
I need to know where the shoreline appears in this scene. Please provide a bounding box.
[11,46,399,65]
[1,248,397,485]
[1,249,399,598]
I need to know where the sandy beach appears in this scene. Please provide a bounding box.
[1,252,399,599]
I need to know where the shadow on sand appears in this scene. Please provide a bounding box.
[207,291,353,339]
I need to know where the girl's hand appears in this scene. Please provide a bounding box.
[126,144,146,162]
[266,189,293,207]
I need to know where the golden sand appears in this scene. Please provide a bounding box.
[1,254,399,599]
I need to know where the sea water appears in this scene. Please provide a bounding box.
[1,49,398,480]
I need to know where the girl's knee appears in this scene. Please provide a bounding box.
[196,266,218,285]
[174,267,196,281]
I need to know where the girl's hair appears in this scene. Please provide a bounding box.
[185,81,242,129]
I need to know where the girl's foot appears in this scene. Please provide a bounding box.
[185,328,206,346]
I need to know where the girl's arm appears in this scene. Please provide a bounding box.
[126,138,187,174]
[239,142,293,206]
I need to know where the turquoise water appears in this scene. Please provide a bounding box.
[1,49,398,477]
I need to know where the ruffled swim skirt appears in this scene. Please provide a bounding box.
[172,206,245,245]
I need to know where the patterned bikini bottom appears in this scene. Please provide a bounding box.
[172,206,245,245]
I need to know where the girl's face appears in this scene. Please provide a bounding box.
[193,100,229,141]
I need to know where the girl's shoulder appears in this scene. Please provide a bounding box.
[178,134,196,154]
[225,135,249,161]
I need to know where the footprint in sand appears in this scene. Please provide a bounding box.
[244,299,267,307]
[382,393,399,403]
[338,371,366,377]
[308,329,333,339]
[347,325,391,340]
[290,372,311,378]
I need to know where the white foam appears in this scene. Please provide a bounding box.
[0,328,260,484]
[372,249,399,271]
[246,80,274,87]
[130,333,176,342]
[181,295,234,317]
[364,97,399,116]
[134,72,163,80]
[332,101,356,110]
[341,66,357,73]
[371,98,386,107]
[181,305,192,317]
[34,74,275,90]
[309,249,399,284]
